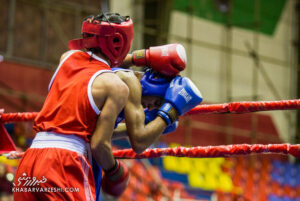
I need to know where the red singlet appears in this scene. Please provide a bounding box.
[33,50,111,142]
[14,51,111,201]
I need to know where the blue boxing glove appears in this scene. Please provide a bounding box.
[144,108,158,124]
[162,121,178,134]
[144,109,178,134]
[158,76,202,125]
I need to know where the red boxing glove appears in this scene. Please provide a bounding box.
[101,160,129,197]
[132,43,186,77]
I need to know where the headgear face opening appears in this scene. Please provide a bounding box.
[140,69,173,98]
[68,13,134,67]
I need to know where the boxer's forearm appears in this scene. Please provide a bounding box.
[119,54,133,68]
[91,109,118,170]
[91,141,115,170]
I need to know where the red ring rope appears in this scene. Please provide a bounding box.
[113,144,300,159]
[0,112,38,123]
[1,99,300,159]
[186,99,300,115]
[1,99,299,123]
[3,144,300,159]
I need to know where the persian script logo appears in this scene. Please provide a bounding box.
[14,173,47,187]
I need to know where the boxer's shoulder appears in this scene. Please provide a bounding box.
[115,70,138,88]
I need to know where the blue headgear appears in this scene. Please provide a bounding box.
[140,69,172,97]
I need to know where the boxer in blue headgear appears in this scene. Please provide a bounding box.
[138,69,181,132]
[140,68,172,97]
[93,67,178,200]
[110,68,172,112]
[140,69,173,110]
[93,67,202,200]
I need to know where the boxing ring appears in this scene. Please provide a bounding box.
[1,99,300,159]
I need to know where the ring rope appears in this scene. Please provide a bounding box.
[0,112,38,123]
[186,99,300,115]
[113,144,300,159]
[1,99,300,123]
[3,144,300,159]
[1,99,300,160]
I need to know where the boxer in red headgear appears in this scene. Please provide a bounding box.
[68,13,134,67]
[14,13,134,201]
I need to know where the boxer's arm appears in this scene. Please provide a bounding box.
[91,73,130,198]
[90,73,129,170]
[119,54,133,68]
[118,71,167,154]
[112,113,178,140]
[91,73,129,197]
[120,43,186,77]
[131,44,186,77]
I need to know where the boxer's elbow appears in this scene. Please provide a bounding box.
[131,143,146,154]
[130,135,148,154]
[91,140,112,158]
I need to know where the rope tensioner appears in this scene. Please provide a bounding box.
[0,99,299,123]
[3,144,300,159]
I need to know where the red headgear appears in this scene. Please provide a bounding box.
[68,14,134,67]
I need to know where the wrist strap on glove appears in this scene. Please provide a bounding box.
[104,160,123,181]
[158,103,178,125]
[132,49,147,66]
